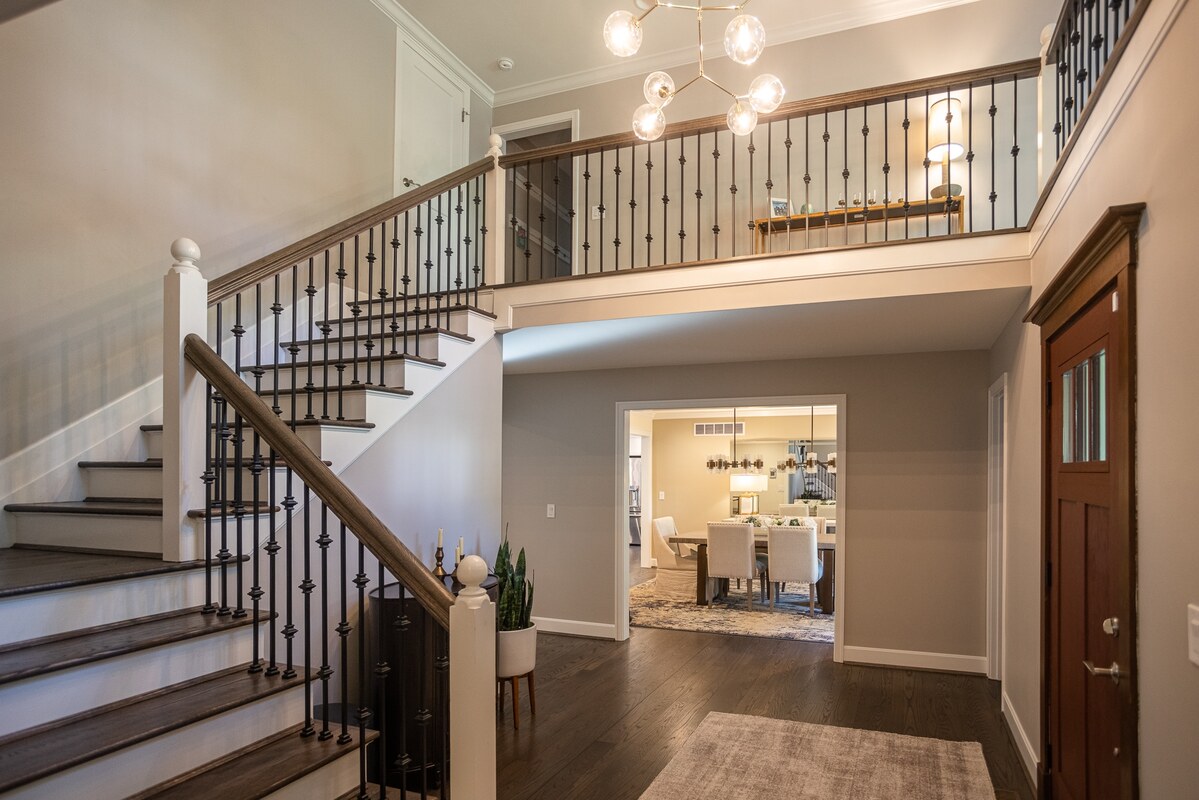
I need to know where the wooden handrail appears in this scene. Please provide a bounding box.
[207,156,496,306]
[499,58,1042,168]
[182,332,455,627]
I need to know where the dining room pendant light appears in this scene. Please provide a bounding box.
[602,1,784,140]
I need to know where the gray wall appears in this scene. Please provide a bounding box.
[502,350,990,657]
[0,0,398,458]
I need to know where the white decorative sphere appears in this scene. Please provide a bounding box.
[170,237,201,264]
[632,103,667,141]
[724,14,766,65]
[604,10,642,58]
[727,100,758,137]
[643,71,675,108]
[748,74,785,114]
[457,554,488,588]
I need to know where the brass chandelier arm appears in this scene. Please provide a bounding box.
[652,1,752,12]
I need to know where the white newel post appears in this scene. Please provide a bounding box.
[484,134,507,291]
[162,238,208,562]
[450,555,497,799]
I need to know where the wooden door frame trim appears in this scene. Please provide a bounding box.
[1028,203,1145,800]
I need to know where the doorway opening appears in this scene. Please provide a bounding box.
[616,397,846,661]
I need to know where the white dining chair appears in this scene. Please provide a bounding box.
[779,503,808,517]
[706,522,757,611]
[651,517,703,601]
[818,504,837,522]
[766,525,824,615]
[652,516,696,558]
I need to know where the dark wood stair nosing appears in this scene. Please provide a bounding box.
[0,606,271,686]
[278,326,475,349]
[242,351,446,373]
[0,550,236,600]
[4,499,164,517]
[0,663,310,795]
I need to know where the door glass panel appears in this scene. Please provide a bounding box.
[1062,349,1108,464]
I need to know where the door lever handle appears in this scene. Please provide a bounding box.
[1083,660,1121,685]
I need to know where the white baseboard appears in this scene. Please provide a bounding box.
[531,616,617,640]
[842,645,988,675]
[0,377,162,547]
[1001,689,1039,789]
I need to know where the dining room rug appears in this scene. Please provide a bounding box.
[629,578,834,643]
[640,712,996,800]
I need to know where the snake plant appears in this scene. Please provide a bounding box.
[494,537,534,632]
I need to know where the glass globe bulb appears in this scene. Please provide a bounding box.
[724,14,766,65]
[604,10,643,58]
[643,71,675,109]
[727,100,758,137]
[632,103,667,141]
[748,74,785,114]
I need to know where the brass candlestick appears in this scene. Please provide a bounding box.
[432,546,448,579]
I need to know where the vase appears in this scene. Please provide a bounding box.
[496,623,537,678]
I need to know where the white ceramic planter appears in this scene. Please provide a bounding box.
[496,623,537,678]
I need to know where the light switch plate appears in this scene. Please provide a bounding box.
[591,205,605,220]
[1189,604,1199,667]
[658,491,665,501]
[546,503,556,519]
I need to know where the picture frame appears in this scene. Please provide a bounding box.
[770,197,792,218]
[769,468,778,479]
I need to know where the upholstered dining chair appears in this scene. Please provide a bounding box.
[652,516,696,558]
[766,525,824,615]
[651,517,706,601]
[706,522,758,610]
[818,504,837,522]
[779,503,808,517]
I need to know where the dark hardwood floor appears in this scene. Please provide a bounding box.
[497,628,1033,800]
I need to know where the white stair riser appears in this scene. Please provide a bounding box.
[341,304,476,333]
[11,512,162,555]
[3,684,306,800]
[262,746,366,800]
[0,570,208,646]
[82,467,162,500]
[280,331,444,363]
[144,429,163,460]
[0,624,263,737]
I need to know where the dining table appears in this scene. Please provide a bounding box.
[668,529,837,613]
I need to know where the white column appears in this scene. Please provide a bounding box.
[484,134,507,290]
[162,238,208,562]
[450,554,497,799]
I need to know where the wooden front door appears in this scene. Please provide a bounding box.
[1028,205,1143,800]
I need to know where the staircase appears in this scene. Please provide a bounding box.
[2,271,497,797]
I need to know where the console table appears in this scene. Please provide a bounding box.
[753,195,964,254]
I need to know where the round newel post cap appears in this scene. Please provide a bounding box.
[458,554,488,588]
[170,238,202,275]
[487,133,503,160]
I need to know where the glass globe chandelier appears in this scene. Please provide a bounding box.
[602,1,785,141]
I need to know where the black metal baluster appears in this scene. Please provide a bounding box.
[376,226,387,390]
[365,232,376,387]
[403,212,412,355]
[336,245,346,420]
[713,132,721,258]
[395,583,412,791]
[300,486,314,736]
[351,239,361,386]
[392,217,402,354]
[355,540,370,794]
[437,195,447,331]
[990,78,998,230]
[765,123,773,253]
[583,154,591,273]
[883,103,890,240]
[305,258,316,417]
[320,252,331,420]
[923,92,931,237]
[216,306,230,617]
[318,503,333,740]
[425,200,435,330]
[1012,74,1020,226]
[862,103,869,243]
[968,84,975,233]
[337,522,352,744]
[553,158,563,274]
[436,626,449,798]
[695,134,702,262]
[629,150,638,269]
[785,119,792,251]
[538,160,546,280]
[903,98,911,238]
[281,457,297,680]
[509,166,517,281]
[474,175,484,298]
[523,167,532,278]
[418,620,430,798]
[645,147,654,265]
[804,116,811,249]
[1072,13,1081,128]
[729,137,737,257]
[747,131,755,251]
[413,209,423,355]
[264,435,279,674]
[455,186,464,305]
[842,110,850,244]
[944,88,953,237]
[663,139,670,263]
[1054,39,1063,159]
[823,112,831,238]
[679,142,687,262]
[599,150,607,272]
[374,560,390,800]
[202,383,215,615]
[614,149,622,269]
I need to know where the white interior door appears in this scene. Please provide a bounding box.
[395,32,469,195]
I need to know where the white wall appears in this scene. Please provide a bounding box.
[502,350,990,659]
[990,0,1199,792]
[0,0,398,459]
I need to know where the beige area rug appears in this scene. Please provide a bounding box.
[640,712,996,800]
[630,578,835,643]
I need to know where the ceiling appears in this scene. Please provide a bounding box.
[394,0,979,104]
[501,286,1028,374]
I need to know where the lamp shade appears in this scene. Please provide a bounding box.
[927,97,964,161]
[730,474,768,493]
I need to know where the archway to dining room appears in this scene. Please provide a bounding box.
[615,395,846,660]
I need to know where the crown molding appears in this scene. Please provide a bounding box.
[369,0,496,106]
[494,0,978,107]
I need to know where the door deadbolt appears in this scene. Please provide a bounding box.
[1084,660,1121,685]
[1102,617,1120,637]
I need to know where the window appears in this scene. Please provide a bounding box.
[1062,349,1107,463]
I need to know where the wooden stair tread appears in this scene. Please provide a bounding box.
[77,459,163,469]
[131,721,377,800]
[0,663,305,794]
[141,419,375,431]
[4,498,163,516]
[0,547,209,599]
[242,351,446,371]
[278,327,474,348]
[0,606,268,686]
[256,384,413,399]
[334,783,384,799]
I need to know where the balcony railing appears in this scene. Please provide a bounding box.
[498,59,1041,284]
